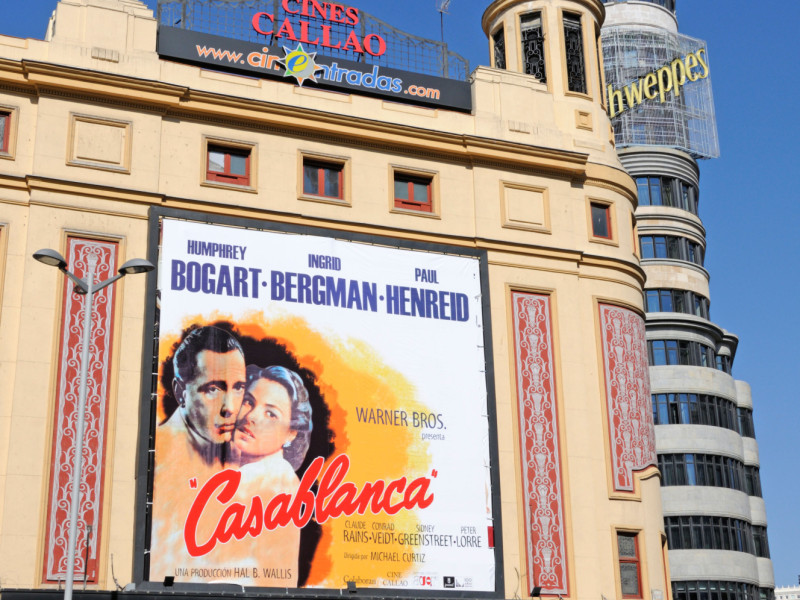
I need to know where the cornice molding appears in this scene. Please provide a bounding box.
[0,59,596,180]
[482,0,605,34]
[2,172,643,282]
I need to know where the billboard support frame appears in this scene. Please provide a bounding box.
[133,206,504,598]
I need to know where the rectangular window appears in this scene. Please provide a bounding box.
[665,340,679,365]
[650,340,667,366]
[667,236,681,259]
[649,178,663,206]
[654,236,667,258]
[645,290,660,312]
[563,12,587,93]
[661,177,674,207]
[617,532,642,598]
[591,202,612,238]
[493,28,506,69]
[0,111,9,153]
[660,290,673,312]
[640,236,655,259]
[673,290,685,313]
[636,178,650,205]
[394,173,433,212]
[521,12,546,83]
[207,145,250,186]
[303,159,343,200]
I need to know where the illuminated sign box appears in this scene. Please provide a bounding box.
[136,210,502,595]
[157,27,472,112]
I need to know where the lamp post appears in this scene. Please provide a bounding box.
[34,248,154,600]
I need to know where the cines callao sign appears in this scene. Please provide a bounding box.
[252,0,387,57]
[156,0,472,111]
[607,49,709,118]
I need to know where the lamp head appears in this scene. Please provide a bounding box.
[33,249,68,269]
[118,258,155,275]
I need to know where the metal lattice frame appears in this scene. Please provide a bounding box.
[158,0,469,80]
[602,27,719,159]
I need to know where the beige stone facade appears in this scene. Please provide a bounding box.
[0,0,669,598]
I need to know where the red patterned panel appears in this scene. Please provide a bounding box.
[512,292,568,595]
[598,304,657,492]
[42,238,118,583]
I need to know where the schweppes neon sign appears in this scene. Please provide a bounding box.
[252,0,387,57]
[607,49,709,118]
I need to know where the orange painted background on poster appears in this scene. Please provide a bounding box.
[156,310,433,587]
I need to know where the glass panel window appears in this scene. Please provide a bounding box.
[649,178,662,206]
[660,290,673,312]
[303,159,344,200]
[650,341,666,365]
[641,236,655,259]
[394,173,433,212]
[0,111,9,153]
[617,533,642,598]
[666,340,679,365]
[662,177,674,207]
[637,178,650,205]
[591,202,612,239]
[206,144,251,186]
[646,290,660,312]
[654,236,667,258]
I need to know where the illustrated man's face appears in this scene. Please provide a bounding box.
[176,349,246,444]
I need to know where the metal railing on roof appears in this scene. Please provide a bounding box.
[157,0,470,80]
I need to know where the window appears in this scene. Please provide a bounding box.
[659,454,747,492]
[394,172,433,213]
[590,202,612,239]
[521,12,546,83]
[639,235,704,266]
[492,28,506,69]
[207,144,251,186]
[738,408,755,438]
[644,288,710,319]
[635,176,699,215]
[563,12,587,93]
[744,465,762,497]
[674,580,763,600]
[617,532,642,598]
[647,339,722,370]
[653,393,739,429]
[0,111,9,153]
[752,526,769,558]
[664,515,757,555]
[303,159,343,200]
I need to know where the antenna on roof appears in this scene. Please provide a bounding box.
[437,0,452,42]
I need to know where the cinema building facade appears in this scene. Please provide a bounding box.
[1,1,668,599]
[600,2,775,600]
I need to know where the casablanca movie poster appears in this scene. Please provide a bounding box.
[147,218,497,592]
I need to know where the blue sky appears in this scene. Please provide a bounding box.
[4,0,798,588]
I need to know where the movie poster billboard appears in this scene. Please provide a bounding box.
[147,217,498,593]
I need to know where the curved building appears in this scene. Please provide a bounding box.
[600,3,775,600]
[0,0,670,599]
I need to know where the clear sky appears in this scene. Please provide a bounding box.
[3,0,798,588]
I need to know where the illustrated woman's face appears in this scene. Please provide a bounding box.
[234,378,297,460]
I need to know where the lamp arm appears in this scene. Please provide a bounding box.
[93,273,124,293]
[60,268,88,292]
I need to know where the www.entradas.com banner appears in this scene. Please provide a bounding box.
[147,218,496,592]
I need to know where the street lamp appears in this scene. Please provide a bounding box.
[34,248,154,600]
